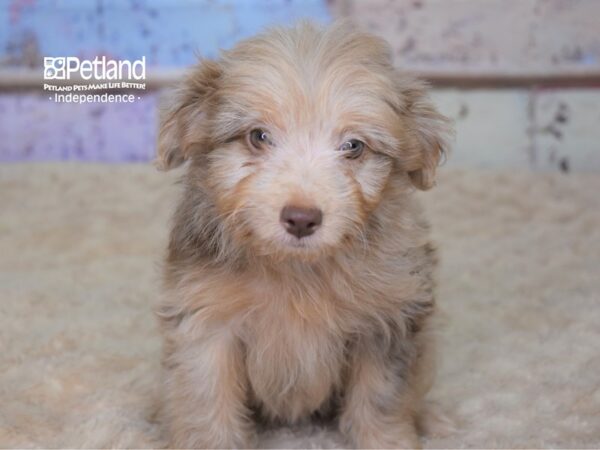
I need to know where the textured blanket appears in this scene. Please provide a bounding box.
[1,164,599,448]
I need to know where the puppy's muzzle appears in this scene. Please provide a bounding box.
[280,205,323,239]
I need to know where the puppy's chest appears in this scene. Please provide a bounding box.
[241,293,348,422]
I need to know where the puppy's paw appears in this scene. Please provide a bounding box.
[353,431,421,450]
[169,428,256,449]
[417,401,458,438]
[344,420,421,450]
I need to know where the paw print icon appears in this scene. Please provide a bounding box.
[44,57,66,80]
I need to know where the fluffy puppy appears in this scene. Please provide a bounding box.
[156,21,451,449]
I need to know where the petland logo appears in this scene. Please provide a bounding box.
[43,56,147,103]
[44,56,146,80]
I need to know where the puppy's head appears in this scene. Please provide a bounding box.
[158,22,451,260]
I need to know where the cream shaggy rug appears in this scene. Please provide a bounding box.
[1,164,599,448]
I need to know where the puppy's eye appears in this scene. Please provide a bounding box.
[339,139,365,159]
[248,128,271,150]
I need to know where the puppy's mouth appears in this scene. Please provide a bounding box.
[263,231,329,260]
[286,236,312,247]
[280,233,320,250]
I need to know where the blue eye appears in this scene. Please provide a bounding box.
[249,128,271,149]
[339,139,365,159]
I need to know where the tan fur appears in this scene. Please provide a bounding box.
[156,21,451,448]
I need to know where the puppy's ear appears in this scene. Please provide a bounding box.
[155,60,221,170]
[395,78,452,190]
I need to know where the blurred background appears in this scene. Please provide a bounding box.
[1,0,599,171]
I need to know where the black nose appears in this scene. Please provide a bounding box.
[280,205,323,239]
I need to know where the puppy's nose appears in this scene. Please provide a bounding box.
[280,205,323,239]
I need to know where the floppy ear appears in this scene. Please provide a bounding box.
[396,78,453,190]
[155,60,222,170]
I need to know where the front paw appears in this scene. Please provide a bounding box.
[353,432,421,450]
[169,426,256,449]
[342,419,421,449]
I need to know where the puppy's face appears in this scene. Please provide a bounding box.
[158,23,450,260]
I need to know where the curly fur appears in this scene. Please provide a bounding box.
[155,21,452,449]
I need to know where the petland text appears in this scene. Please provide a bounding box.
[44,56,146,81]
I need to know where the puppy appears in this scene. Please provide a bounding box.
[155,21,451,449]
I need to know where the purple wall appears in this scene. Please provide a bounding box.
[0,93,158,162]
[0,0,332,162]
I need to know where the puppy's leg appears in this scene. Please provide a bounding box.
[340,330,432,449]
[162,329,253,448]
